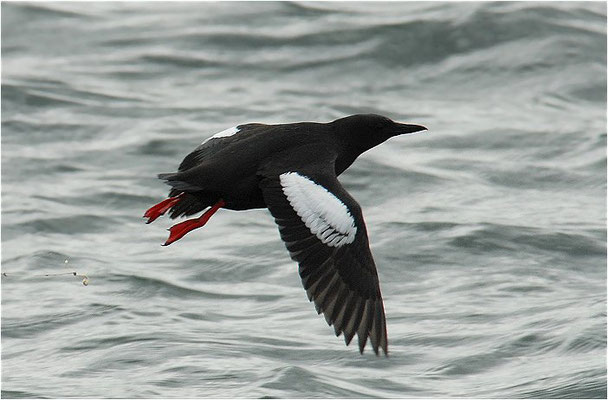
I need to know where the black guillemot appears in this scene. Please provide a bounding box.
[144,114,427,356]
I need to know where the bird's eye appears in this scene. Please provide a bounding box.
[375,117,391,129]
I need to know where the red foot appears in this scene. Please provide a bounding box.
[143,194,184,224]
[162,200,226,246]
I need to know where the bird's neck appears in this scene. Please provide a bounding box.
[334,150,359,176]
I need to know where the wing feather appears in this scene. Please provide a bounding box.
[259,162,388,356]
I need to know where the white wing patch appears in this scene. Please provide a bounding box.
[279,172,357,247]
[201,126,240,144]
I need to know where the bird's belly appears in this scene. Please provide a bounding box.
[219,176,266,211]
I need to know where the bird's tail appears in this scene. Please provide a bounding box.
[158,172,203,192]
[142,173,215,222]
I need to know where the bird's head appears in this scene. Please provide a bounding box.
[331,114,427,153]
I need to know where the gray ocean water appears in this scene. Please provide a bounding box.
[1,1,606,398]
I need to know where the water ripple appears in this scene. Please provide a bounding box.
[2,1,605,398]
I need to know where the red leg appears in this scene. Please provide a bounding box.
[143,194,184,224]
[162,199,226,246]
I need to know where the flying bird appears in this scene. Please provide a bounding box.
[144,114,426,356]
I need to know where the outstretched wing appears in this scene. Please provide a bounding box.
[258,147,388,355]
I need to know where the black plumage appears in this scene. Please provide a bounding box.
[144,114,426,356]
